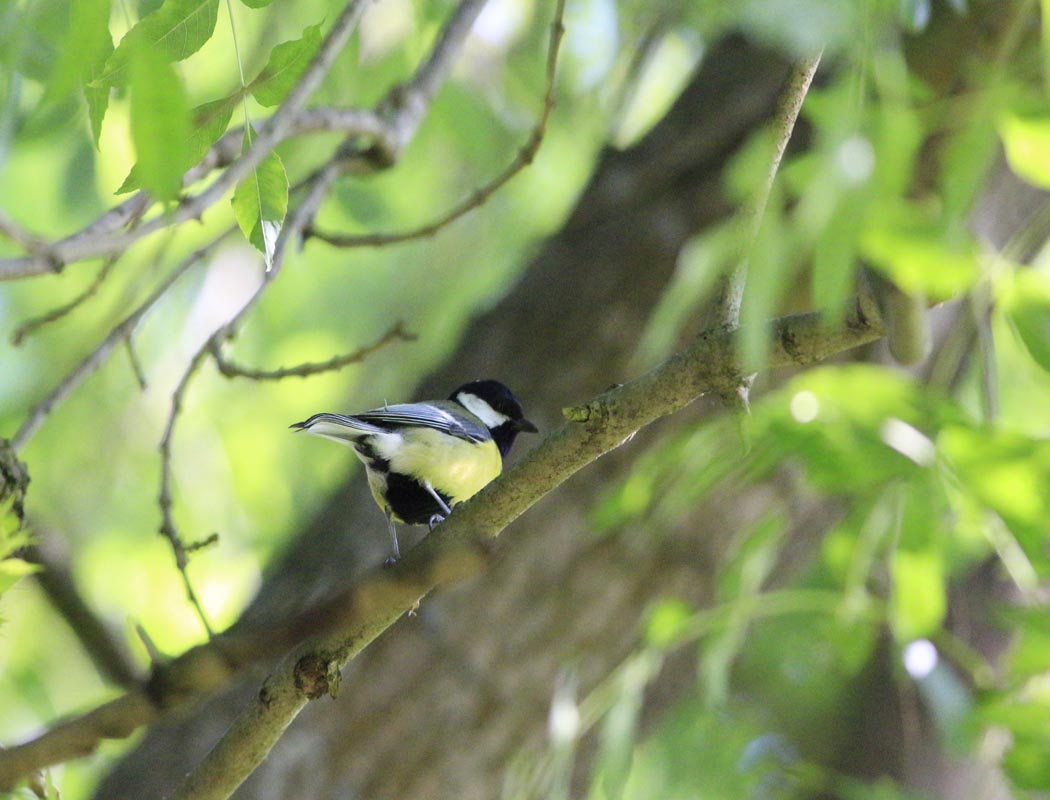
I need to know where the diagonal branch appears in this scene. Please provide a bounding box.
[711,52,822,417]
[10,240,224,452]
[0,302,884,793]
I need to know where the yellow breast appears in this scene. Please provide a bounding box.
[387,428,502,504]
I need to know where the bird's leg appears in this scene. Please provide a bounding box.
[428,514,445,531]
[422,483,453,517]
[385,517,401,564]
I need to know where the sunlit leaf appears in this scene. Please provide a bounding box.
[129,44,191,200]
[646,598,694,649]
[739,194,795,371]
[596,652,660,800]
[632,223,739,370]
[860,201,979,297]
[0,558,39,595]
[239,0,275,6]
[812,191,862,323]
[43,0,113,106]
[999,113,1050,190]
[118,93,236,193]
[232,140,288,267]
[95,0,220,87]
[250,23,323,107]
[891,549,945,640]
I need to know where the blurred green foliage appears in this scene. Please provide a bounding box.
[2,0,1050,798]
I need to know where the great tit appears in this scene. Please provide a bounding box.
[291,380,537,561]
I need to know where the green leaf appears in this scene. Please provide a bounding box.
[1005,270,1050,374]
[118,93,236,193]
[738,193,795,371]
[860,201,979,298]
[812,190,863,323]
[95,0,219,87]
[890,549,945,640]
[240,0,276,7]
[43,0,113,106]
[232,142,288,267]
[999,114,1050,190]
[0,558,39,595]
[53,0,116,146]
[646,598,694,649]
[86,82,112,146]
[250,23,323,107]
[129,44,191,200]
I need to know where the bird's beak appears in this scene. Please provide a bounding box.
[516,418,539,434]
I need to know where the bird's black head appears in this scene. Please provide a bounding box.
[450,379,538,457]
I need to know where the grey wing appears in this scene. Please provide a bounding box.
[356,402,489,443]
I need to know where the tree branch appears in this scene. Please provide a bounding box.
[0,303,883,792]
[0,0,372,281]
[10,240,223,452]
[0,0,493,282]
[175,301,885,800]
[308,0,566,249]
[210,321,416,381]
[711,52,821,415]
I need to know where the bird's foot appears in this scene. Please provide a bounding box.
[428,514,446,531]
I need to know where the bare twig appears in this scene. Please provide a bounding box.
[157,340,220,640]
[0,210,59,262]
[124,336,149,390]
[211,321,416,380]
[10,241,221,452]
[11,257,120,345]
[308,0,566,249]
[26,531,141,689]
[10,199,151,345]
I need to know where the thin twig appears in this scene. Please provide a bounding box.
[308,0,566,249]
[10,201,150,345]
[157,341,219,640]
[0,210,54,257]
[11,257,120,345]
[10,240,222,452]
[211,321,416,380]
[124,336,149,390]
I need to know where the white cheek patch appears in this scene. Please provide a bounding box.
[456,392,510,429]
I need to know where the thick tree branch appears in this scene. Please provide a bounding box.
[0,303,883,792]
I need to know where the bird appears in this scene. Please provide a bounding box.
[291,380,537,561]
